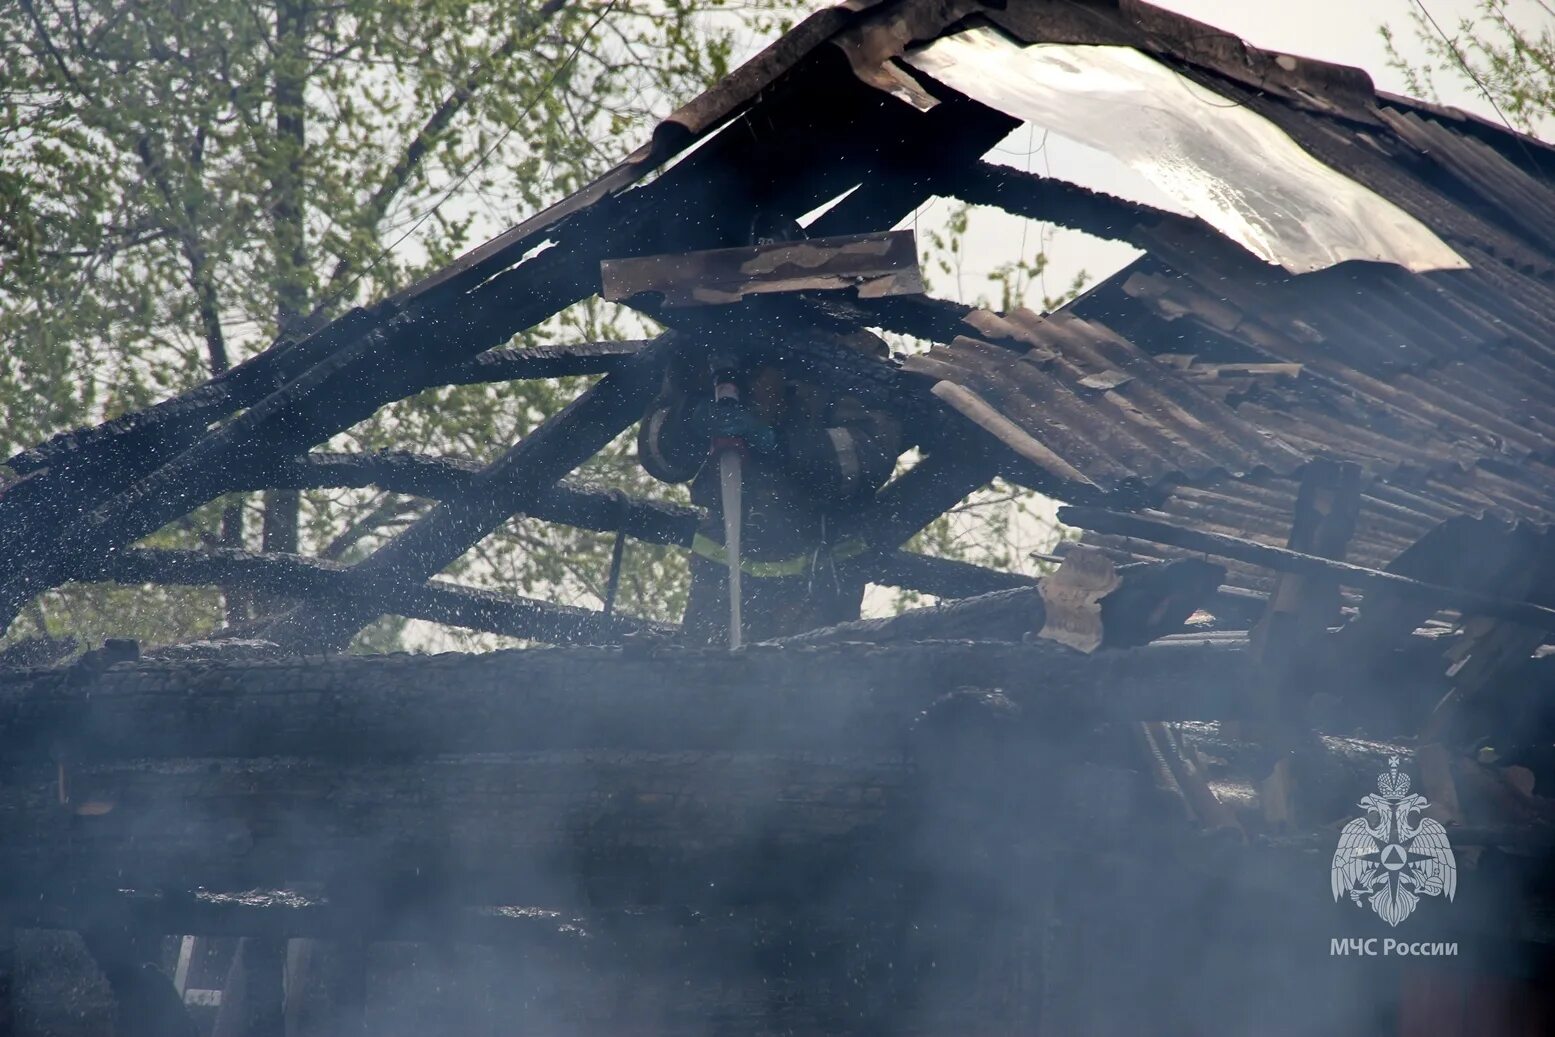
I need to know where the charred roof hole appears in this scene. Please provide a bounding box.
[903,27,1470,275]
[981,121,1188,217]
[977,123,1149,306]
[797,184,863,229]
[889,191,1135,313]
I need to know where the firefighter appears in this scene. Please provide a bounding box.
[638,332,903,643]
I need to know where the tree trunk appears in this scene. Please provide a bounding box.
[262,0,309,580]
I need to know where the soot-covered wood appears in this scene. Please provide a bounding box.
[0,46,952,636]
[0,642,1243,903]
[0,641,1247,761]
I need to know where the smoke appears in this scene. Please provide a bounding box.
[6,640,1551,1036]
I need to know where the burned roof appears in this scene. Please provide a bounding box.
[698,0,1555,555]
[580,0,1555,529]
[6,0,1555,646]
[9,10,1555,1026]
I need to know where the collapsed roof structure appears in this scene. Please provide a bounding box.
[3,0,1555,1033]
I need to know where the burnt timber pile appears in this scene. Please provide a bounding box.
[5,0,1555,1033]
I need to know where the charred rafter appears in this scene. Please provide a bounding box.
[949,163,1216,252]
[89,548,667,646]
[251,341,678,651]
[0,41,957,633]
[265,452,699,546]
[261,452,1029,602]
[442,340,649,383]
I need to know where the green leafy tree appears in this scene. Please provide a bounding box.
[1381,0,1553,139]
[1,0,787,650]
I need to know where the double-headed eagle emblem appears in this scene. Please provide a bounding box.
[1331,756,1456,927]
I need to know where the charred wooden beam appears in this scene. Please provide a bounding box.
[845,447,1000,552]
[0,641,1243,902]
[949,163,1216,252]
[799,289,984,348]
[1060,506,1555,636]
[88,548,666,646]
[802,95,1018,243]
[265,452,699,546]
[441,340,648,383]
[1247,459,1363,796]
[1250,460,1362,659]
[863,551,1030,599]
[251,341,678,651]
[775,587,1040,645]
[780,557,1222,648]
[0,642,1247,764]
[264,453,1029,602]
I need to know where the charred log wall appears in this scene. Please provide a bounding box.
[0,641,1243,906]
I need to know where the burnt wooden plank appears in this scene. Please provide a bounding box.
[442,340,649,383]
[601,232,923,308]
[250,340,677,651]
